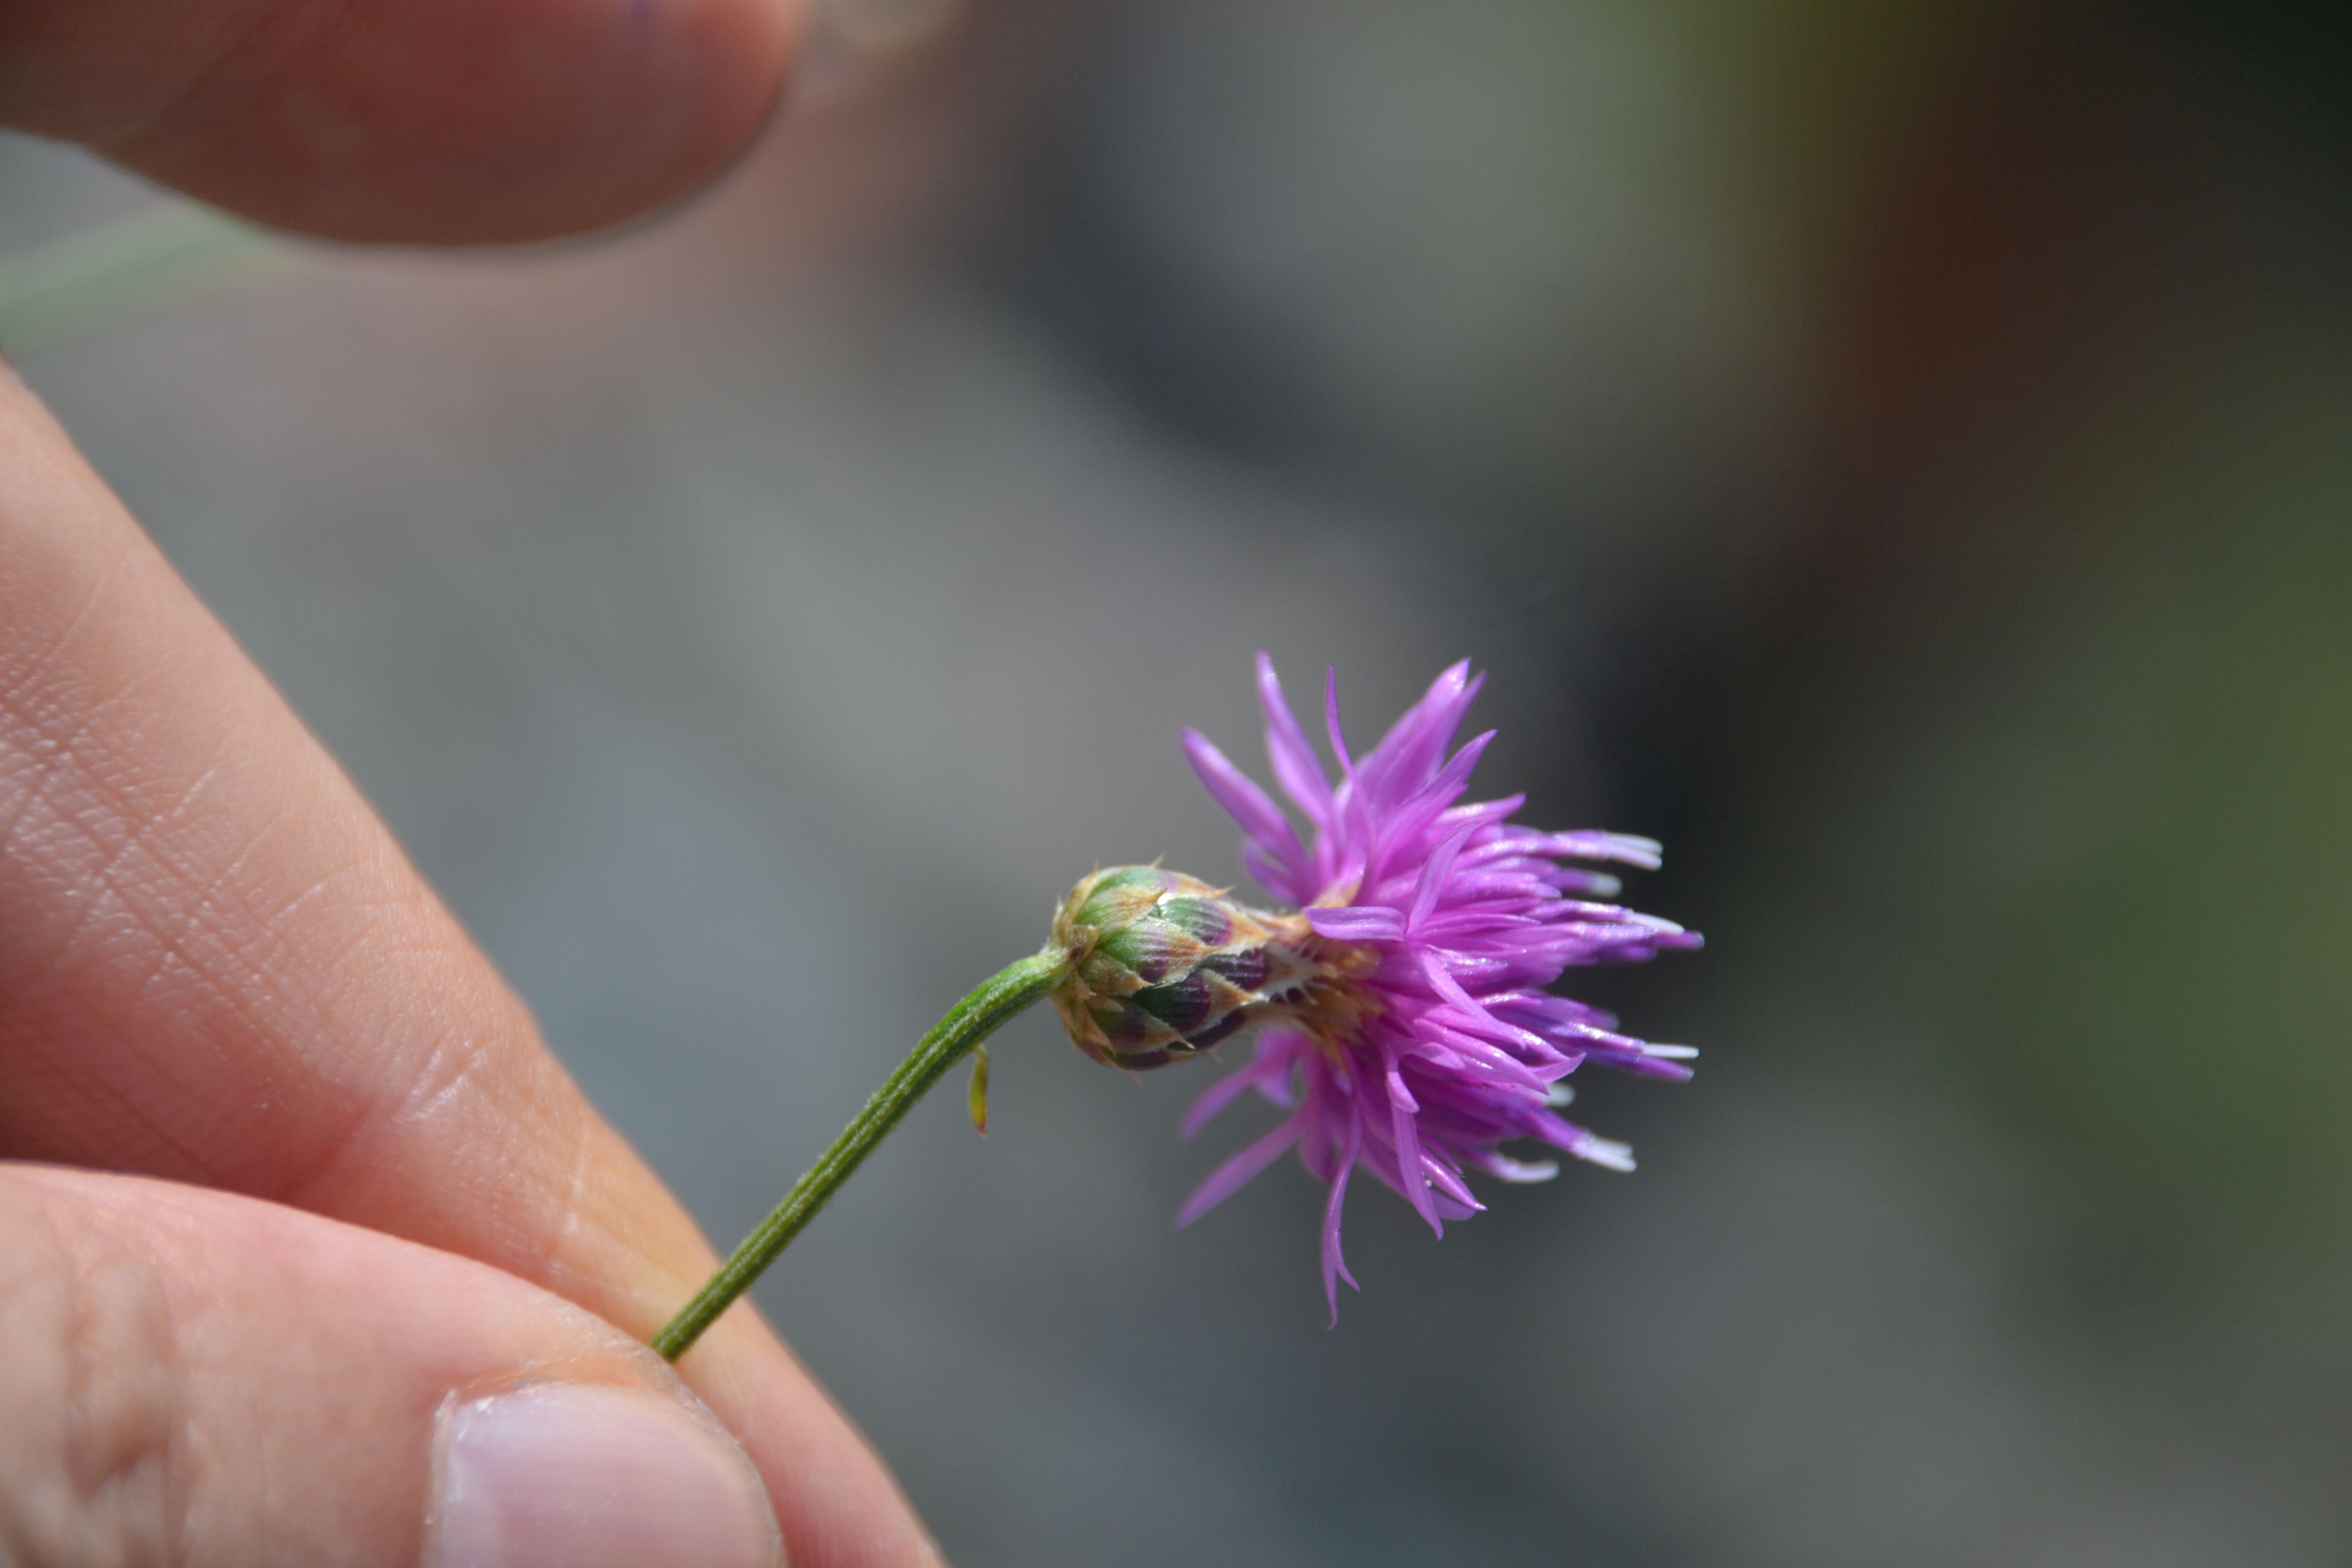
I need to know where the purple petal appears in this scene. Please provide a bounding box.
[1183,729,1308,887]
[1421,1153,1481,1215]
[1383,1059,1420,1114]
[1256,653,1334,827]
[1415,729,1497,817]
[1181,1043,1295,1140]
[1322,668,1357,782]
[1418,1026,1552,1091]
[1308,905,1406,943]
[1417,946,1499,1022]
[1408,824,1476,933]
[1369,737,1498,878]
[1360,662,1480,803]
[1176,1109,1307,1228]
[1321,1112,1364,1325]
[1386,1055,1441,1234]
[1241,841,1307,906]
[1441,795,1525,836]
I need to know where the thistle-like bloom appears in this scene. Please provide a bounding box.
[1165,654,1700,1316]
[656,657,1701,1360]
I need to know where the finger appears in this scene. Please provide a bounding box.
[0,373,935,1560]
[1,1163,779,1568]
[0,0,798,243]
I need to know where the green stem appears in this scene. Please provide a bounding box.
[652,948,1068,1361]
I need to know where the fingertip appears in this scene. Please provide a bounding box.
[431,1384,781,1568]
[680,1310,949,1568]
[7,0,805,243]
[1,1165,787,1567]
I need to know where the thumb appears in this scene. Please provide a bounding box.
[0,1163,782,1568]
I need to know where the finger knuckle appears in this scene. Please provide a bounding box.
[0,1174,181,1568]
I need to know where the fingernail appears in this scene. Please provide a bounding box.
[430,1384,781,1568]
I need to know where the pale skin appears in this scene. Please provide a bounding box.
[0,1,944,1563]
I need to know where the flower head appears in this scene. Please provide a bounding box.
[1049,865,1328,1071]
[1167,653,1700,1317]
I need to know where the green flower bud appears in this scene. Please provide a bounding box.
[1048,866,1319,1070]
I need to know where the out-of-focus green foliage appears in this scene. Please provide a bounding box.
[0,203,293,355]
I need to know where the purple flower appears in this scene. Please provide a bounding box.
[1176,654,1700,1317]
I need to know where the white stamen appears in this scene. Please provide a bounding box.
[1579,1138,1636,1172]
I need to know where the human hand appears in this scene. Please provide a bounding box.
[0,5,943,1565]
[0,0,796,243]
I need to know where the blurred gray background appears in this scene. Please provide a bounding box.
[8,0,2352,1561]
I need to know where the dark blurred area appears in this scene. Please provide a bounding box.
[7,0,2352,1560]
